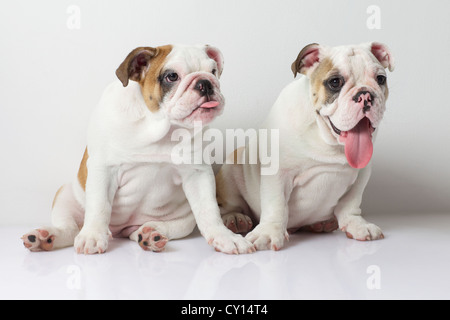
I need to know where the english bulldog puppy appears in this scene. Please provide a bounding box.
[22,44,255,254]
[217,42,395,250]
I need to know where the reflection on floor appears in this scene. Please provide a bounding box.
[2,212,450,299]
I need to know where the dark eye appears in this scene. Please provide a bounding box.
[327,77,345,91]
[377,75,386,85]
[165,72,179,82]
[212,69,217,76]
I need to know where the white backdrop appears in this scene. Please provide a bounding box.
[1,0,449,226]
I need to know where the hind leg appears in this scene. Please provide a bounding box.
[300,215,339,233]
[129,214,196,252]
[216,164,255,235]
[22,183,83,251]
[131,225,169,252]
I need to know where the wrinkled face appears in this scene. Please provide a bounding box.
[291,42,395,168]
[116,44,225,128]
[157,46,225,127]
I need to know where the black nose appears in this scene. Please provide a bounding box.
[353,90,374,103]
[195,79,214,97]
[353,90,375,113]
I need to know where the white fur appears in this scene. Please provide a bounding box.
[218,43,393,250]
[24,45,254,254]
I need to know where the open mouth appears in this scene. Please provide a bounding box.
[329,119,342,136]
[328,117,376,169]
[186,100,220,119]
[328,117,376,137]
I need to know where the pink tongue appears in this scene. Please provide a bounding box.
[200,101,219,109]
[344,117,373,169]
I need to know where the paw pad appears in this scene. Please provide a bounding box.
[22,229,55,252]
[222,213,253,234]
[137,227,168,252]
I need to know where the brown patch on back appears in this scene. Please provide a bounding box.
[225,146,245,164]
[309,57,337,108]
[77,148,88,191]
[52,185,64,209]
[215,169,226,207]
[233,147,240,164]
[140,45,173,113]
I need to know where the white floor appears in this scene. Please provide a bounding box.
[2,212,450,300]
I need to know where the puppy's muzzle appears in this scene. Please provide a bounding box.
[353,90,374,114]
[195,79,214,97]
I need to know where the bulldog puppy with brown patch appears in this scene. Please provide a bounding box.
[22,44,255,254]
[217,42,395,250]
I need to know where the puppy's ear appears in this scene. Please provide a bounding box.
[369,42,395,72]
[205,45,224,78]
[291,43,321,77]
[116,47,158,87]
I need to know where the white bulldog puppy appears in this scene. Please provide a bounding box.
[22,44,255,254]
[217,42,395,250]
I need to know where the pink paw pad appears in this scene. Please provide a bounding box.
[21,229,55,252]
[137,227,168,252]
[301,216,339,233]
[223,213,253,234]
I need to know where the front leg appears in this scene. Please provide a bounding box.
[245,173,290,251]
[74,162,118,254]
[334,164,384,241]
[180,165,255,254]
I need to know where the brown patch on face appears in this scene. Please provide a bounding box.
[77,148,88,191]
[309,57,339,108]
[140,45,173,113]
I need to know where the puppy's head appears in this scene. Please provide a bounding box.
[291,42,395,168]
[116,44,225,128]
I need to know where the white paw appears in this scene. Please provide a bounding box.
[341,217,384,241]
[207,228,256,254]
[74,227,111,254]
[245,223,289,251]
